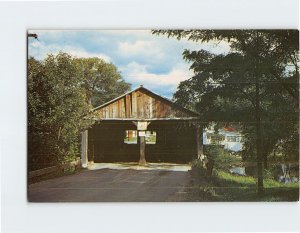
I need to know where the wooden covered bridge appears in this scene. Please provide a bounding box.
[81,85,203,167]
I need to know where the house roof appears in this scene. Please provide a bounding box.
[223,126,236,132]
[93,85,200,117]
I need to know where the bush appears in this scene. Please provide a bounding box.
[204,145,242,170]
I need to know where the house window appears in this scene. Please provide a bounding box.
[124,130,156,144]
[227,136,237,142]
[206,133,225,144]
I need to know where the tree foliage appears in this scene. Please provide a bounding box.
[28,53,130,170]
[153,30,299,175]
[74,57,131,107]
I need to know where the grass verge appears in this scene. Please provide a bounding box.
[188,169,299,201]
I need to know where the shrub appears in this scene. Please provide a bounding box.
[204,145,242,170]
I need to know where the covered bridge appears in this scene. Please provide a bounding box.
[81,85,203,167]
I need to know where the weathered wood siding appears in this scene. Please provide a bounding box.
[95,89,197,119]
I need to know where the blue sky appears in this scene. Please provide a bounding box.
[28,30,230,99]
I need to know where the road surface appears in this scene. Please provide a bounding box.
[28,164,192,202]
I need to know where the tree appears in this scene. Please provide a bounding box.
[74,57,131,107]
[28,53,94,170]
[28,53,132,170]
[153,30,299,195]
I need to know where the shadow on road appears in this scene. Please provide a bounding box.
[28,164,192,202]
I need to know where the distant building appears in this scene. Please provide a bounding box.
[203,124,244,152]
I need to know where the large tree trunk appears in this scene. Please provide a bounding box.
[263,152,268,170]
[255,72,264,195]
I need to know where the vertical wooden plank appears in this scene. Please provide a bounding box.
[118,98,120,118]
[123,98,125,118]
[115,101,118,118]
[112,102,116,118]
[152,98,156,118]
[117,100,120,118]
[108,106,111,118]
[132,91,137,117]
[125,94,131,118]
[137,91,141,118]
[148,96,151,118]
[128,94,132,117]
[105,107,108,118]
[144,94,149,118]
[156,100,161,118]
[121,98,125,118]
[130,93,133,117]
[113,103,116,118]
[140,92,145,118]
[115,101,117,118]
[149,97,153,118]
[124,97,127,117]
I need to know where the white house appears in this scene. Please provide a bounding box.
[203,124,244,152]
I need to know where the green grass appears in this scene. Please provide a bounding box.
[217,170,299,188]
[189,147,299,201]
[189,169,299,202]
[217,170,256,186]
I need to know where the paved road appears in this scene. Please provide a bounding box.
[28,167,192,202]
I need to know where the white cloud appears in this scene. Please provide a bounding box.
[118,40,165,59]
[28,39,111,62]
[66,50,111,62]
[30,40,41,48]
[119,40,153,54]
[27,30,231,98]
[120,61,192,97]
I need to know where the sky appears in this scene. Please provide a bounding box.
[28,30,230,99]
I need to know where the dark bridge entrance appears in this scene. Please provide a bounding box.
[88,120,198,164]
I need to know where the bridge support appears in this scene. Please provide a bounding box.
[81,130,88,168]
[133,121,151,165]
[138,132,146,165]
[194,124,204,159]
